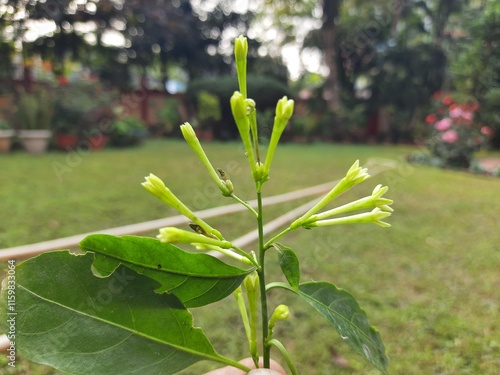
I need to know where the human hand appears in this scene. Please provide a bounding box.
[203,357,287,375]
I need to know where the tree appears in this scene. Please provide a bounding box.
[0,0,255,89]
[448,0,500,148]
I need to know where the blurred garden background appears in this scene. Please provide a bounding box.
[1,0,500,374]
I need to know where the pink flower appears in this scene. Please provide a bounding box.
[435,118,453,131]
[461,111,473,121]
[441,130,459,143]
[481,126,492,136]
[449,107,463,118]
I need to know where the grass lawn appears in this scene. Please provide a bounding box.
[1,139,499,374]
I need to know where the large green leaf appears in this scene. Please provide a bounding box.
[0,251,247,375]
[268,281,388,374]
[80,234,254,308]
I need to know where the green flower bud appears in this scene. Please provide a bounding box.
[263,97,295,179]
[244,271,260,365]
[290,160,371,229]
[193,243,253,265]
[231,91,257,176]
[234,35,248,63]
[180,122,232,197]
[272,304,290,322]
[217,168,234,195]
[158,227,232,248]
[142,173,223,239]
[306,184,393,223]
[244,271,260,293]
[276,96,294,122]
[345,159,370,185]
[230,92,248,125]
[268,304,290,331]
[304,208,392,228]
[234,36,248,98]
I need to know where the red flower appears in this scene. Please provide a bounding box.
[425,114,436,124]
[442,96,453,106]
[432,91,442,99]
[468,102,479,111]
[58,76,68,86]
[449,103,459,111]
[481,126,493,136]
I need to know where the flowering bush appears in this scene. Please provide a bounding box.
[423,93,492,168]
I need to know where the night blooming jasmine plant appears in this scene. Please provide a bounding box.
[1,36,392,374]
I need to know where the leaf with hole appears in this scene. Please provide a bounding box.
[80,234,254,307]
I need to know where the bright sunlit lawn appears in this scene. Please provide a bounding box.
[1,139,499,374]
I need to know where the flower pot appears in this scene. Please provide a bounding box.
[87,134,109,151]
[18,130,53,154]
[55,133,79,151]
[0,129,14,153]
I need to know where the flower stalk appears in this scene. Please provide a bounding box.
[142,174,223,239]
[180,122,232,196]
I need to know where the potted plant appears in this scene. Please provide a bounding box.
[52,84,117,151]
[0,119,14,153]
[16,89,54,154]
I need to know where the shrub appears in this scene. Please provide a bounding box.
[157,97,182,135]
[109,116,148,147]
[196,90,222,129]
[422,92,492,168]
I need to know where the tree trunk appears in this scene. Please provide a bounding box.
[322,0,342,113]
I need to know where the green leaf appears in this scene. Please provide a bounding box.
[80,234,254,308]
[0,251,247,375]
[273,243,300,290]
[268,281,388,374]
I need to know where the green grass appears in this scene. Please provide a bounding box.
[1,140,499,374]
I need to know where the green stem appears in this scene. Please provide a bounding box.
[231,193,258,218]
[267,339,299,375]
[263,227,292,250]
[257,191,271,368]
[232,245,260,269]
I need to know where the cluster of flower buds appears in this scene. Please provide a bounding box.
[290,160,393,230]
[232,36,295,187]
[143,35,393,266]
